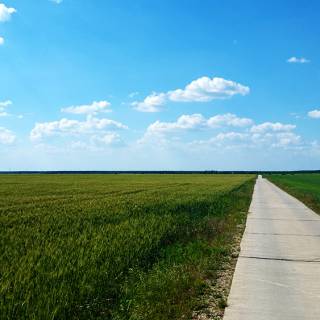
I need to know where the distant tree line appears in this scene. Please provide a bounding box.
[0,170,319,175]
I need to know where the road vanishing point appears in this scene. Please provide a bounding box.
[224,175,320,320]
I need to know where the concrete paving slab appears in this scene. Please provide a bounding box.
[245,219,320,236]
[223,176,320,320]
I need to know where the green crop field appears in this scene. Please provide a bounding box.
[267,174,320,214]
[0,174,255,320]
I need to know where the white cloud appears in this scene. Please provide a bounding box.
[92,133,122,145]
[132,76,250,112]
[168,77,250,102]
[70,132,123,150]
[0,100,12,108]
[216,132,247,140]
[61,100,111,115]
[0,100,12,117]
[132,93,166,112]
[144,113,253,136]
[211,132,249,142]
[207,113,253,128]
[147,114,205,134]
[190,131,250,149]
[192,130,301,150]
[0,127,15,144]
[308,109,320,119]
[141,115,302,152]
[0,3,16,22]
[250,122,296,133]
[287,57,310,64]
[50,0,63,4]
[30,116,127,141]
[272,132,301,147]
[0,36,4,45]
[129,92,139,98]
[0,100,12,107]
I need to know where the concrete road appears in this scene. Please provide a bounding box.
[223,176,320,320]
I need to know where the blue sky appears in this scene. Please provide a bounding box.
[0,0,319,170]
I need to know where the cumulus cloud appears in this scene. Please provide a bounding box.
[0,3,16,22]
[207,113,253,128]
[145,113,253,135]
[193,130,301,150]
[132,76,250,112]
[215,132,248,141]
[245,122,300,148]
[70,132,123,150]
[141,114,301,152]
[191,132,249,149]
[92,133,122,146]
[0,100,12,117]
[250,122,296,133]
[0,36,4,45]
[147,114,206,134]
[30,116,127,141]
[287,57,310,64]
[210,132,249,143]
[273,132,301,147]
[308,109,320,119]
[0,127,15,144]
[168,77,250,102]
[132,93,167,112]
[61,100,111,115]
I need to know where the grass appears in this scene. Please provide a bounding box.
[266,173,320,214]
[0,174,255,319]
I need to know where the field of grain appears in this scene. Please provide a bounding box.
[267,174,320,214]
[0,174,255,320]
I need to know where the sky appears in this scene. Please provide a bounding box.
[0,0,319,171]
